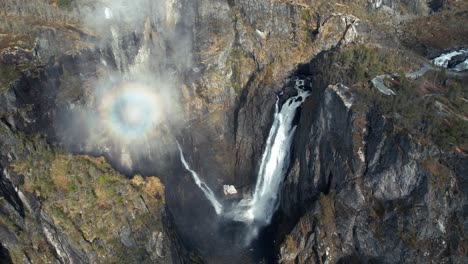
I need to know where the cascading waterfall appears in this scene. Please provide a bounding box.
[176,78,310,243]
[176,142,224,215]
[104,7,127,73]
[232,83,310,226]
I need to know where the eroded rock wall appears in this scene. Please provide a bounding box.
[277,64,467,263]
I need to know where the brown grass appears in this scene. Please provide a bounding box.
[131,175,165,201]
[50,156,71,192]
[401,7,468,53]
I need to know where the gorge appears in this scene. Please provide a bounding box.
[177,78,310,247]
[0,0,467,264]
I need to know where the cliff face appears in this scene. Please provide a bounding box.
[0,52,180,261]
[180,0,361,190]
[170,2,362,260]
[276,61,467,264]
[272,3,468,262]
[0,119,179,263]
[1,0,467,263]
[0,4,184,262]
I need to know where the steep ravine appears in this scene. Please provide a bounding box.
[1,0,467,263]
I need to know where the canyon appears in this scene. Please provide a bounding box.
[0,0,467,263]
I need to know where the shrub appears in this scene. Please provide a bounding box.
[57,0,72,9]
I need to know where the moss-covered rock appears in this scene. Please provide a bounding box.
[0,133,174,263]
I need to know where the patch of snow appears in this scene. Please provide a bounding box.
[432,49,468,68]
[371,75,396,95]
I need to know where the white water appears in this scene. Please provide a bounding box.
[432,49,468,71]
[176,79,310,243]
[176,142,224,215]
[109,23,124,73]
[231,82,310,228]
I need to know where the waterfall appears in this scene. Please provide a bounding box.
[227,80,310,236]
[241,86,309,225]
[104,6,127,74]
[175,78,310,243]
[176,142,224,215]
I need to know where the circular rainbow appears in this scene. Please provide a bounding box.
[98,81,162,142]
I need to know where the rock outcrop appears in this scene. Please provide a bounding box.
[0,0,466,263]
[0,122,180,263]
[277,59,467,263]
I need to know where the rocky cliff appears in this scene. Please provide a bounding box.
[0,49,181,262]
[273,5,468,261]
[0,0,467,263]
[278,76,467,263]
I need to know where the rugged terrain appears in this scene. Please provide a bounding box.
[0,0,467,263]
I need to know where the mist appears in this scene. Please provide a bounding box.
[52,0,287,260]
[54,0,195,174]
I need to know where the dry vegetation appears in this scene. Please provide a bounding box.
[312,42,467,150]
[7,139,166,262]
[0,0,96,56]
[0,0,80,26]
[401,1,468,55]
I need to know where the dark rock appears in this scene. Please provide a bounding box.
[448,53,468,69]
[276,50,466,263]
[0,243,13,264]
[0,172,24,218]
